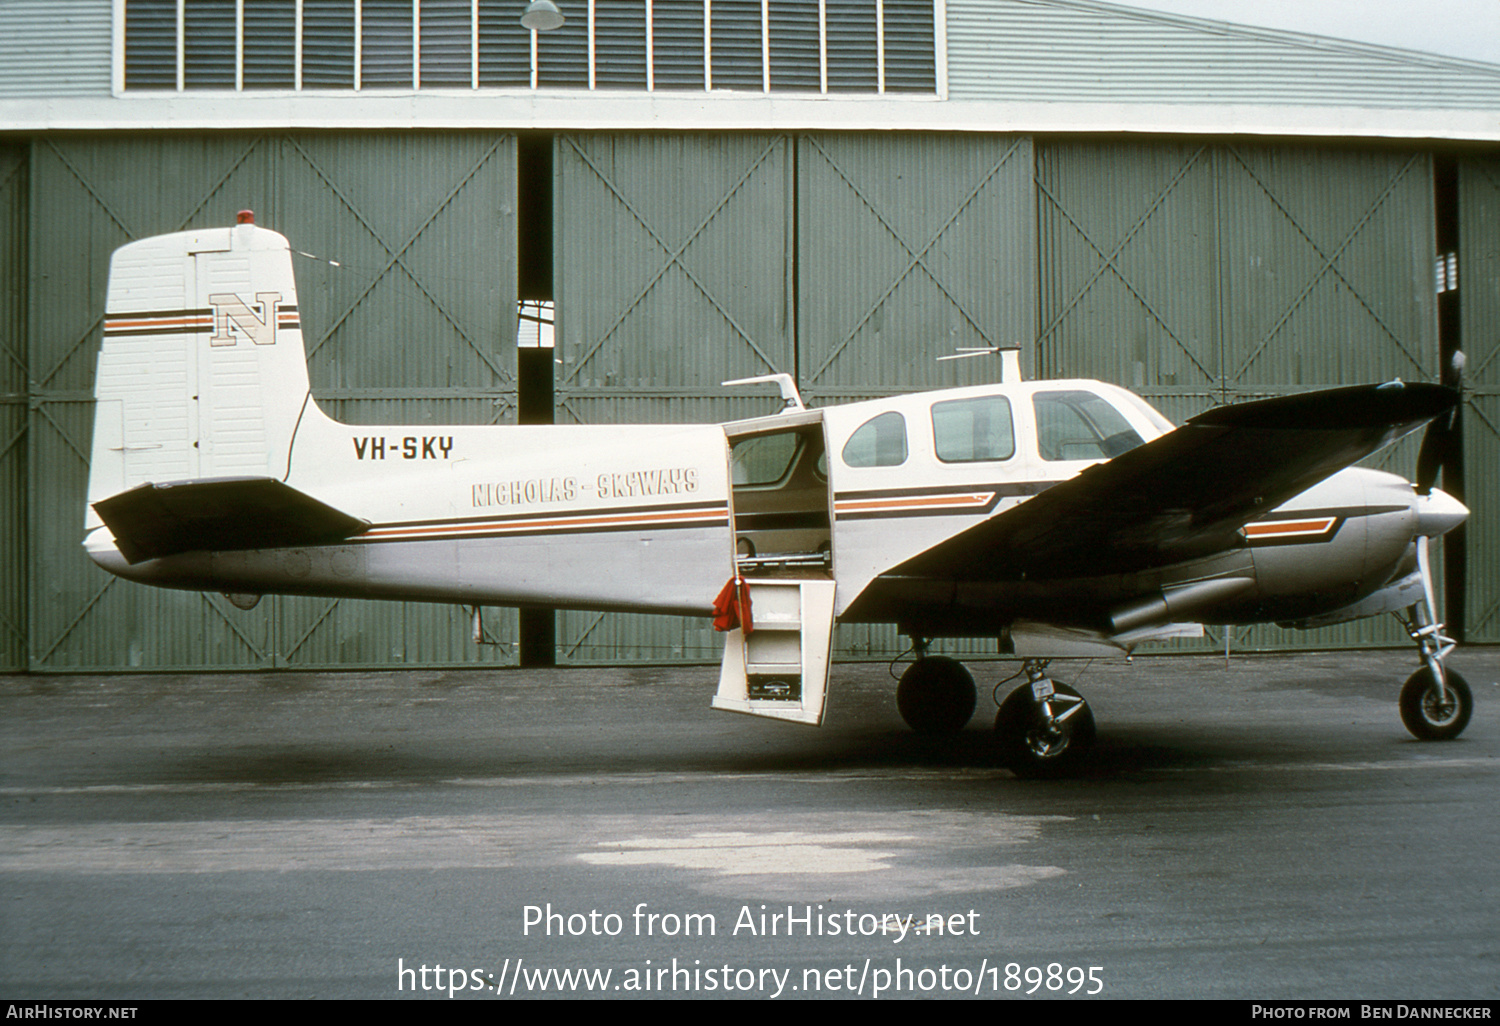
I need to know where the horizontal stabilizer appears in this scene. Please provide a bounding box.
[897,382,1457,580]
[93,477,368,564]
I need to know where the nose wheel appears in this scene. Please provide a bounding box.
[995,661,1096,778]
[1398,666,1472,740]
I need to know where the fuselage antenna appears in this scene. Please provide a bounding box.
[722,373,807,412]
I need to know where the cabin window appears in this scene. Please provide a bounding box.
[731,432,800,487]
[931,396,1015,463]
[1033,390,1145,461]
[842,411,908,467]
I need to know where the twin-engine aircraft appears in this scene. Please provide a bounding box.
[85,215,1473,775]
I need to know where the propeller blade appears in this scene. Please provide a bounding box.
[1415,351,1465,496]
[1414,409,1453,496]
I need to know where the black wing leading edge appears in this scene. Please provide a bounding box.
[894,382,1458,581]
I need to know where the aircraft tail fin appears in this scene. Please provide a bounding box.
[88,215,320,535]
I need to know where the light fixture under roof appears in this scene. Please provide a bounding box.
[520,1,565,32]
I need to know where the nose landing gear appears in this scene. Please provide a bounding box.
[1394,607,1472,741]
[1393,538,1472,741]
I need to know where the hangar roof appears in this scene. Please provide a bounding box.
[1,0,1496,140]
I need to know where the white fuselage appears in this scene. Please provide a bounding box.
[86,377,1447,636]
[83,222,1465,647]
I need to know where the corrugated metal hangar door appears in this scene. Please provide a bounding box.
[553,133,796,663]
[553,132,1035,663]
[0,145,23,671]
[1462,156,1500,644]
[796,134,1035,400]
[796,132,1035,659]
[1038,141,1440,652]
[24,134,520,670]
[9,132,1489,671]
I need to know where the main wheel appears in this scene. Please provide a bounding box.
[995,681,1096,778]
[1399,667,1472,740]
[896,656,977,735]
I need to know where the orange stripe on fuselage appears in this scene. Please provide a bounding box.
[360,506,726,542]
[1243,517,1337,538]
[835,492,994,515]
[105,316,213,330]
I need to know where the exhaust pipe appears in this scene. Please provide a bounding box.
[1109,576,1254,635]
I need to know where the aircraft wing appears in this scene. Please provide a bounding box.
[894,382,1458,581]
[93,477,369,564]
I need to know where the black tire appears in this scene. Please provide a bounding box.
[995,681,1096,778]
[1399,667,1472,741]
[896,656,977,735]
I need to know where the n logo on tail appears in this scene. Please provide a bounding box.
[209,291,288,347]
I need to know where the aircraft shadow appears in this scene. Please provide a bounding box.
[161,725,1234,788]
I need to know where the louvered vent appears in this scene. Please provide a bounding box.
[768,2,820,92]
[183,1,234,89]
[420,0,473,87]
[652,0,706,90]
[119,0,937,97]
[710,0,764,91]
[535,10,588,88]
[303,0,356,89]
[478,3,531,88]
[825,0,878,92]
[362,0,415,88]
[124,0,176,90]
[595,4,648,90]
[244,3,297,89]
[882,0,936,92]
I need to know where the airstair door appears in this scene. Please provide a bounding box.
[713,411,837,726]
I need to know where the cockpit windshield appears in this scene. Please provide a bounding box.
[1033,390,1146,461]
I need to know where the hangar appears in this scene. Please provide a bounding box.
[0,0,1496,672]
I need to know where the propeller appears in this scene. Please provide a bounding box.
[1415,350,1465,496]
[1408,350,1468,677]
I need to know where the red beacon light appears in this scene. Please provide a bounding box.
[236,210,255,225]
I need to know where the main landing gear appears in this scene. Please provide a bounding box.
[895,642,976,735]
[994,660,1096,778]
[896,644,1096,777]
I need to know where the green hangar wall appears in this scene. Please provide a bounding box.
[10,134,522,671]
[1462,156,1500,644]
[1,133,1495,671]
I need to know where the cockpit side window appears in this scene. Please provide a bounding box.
[931,396,1015,463]
[841,411,908,467]
[1033,390,1145,461]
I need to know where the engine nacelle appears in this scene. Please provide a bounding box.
[1234,468,1462,625]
